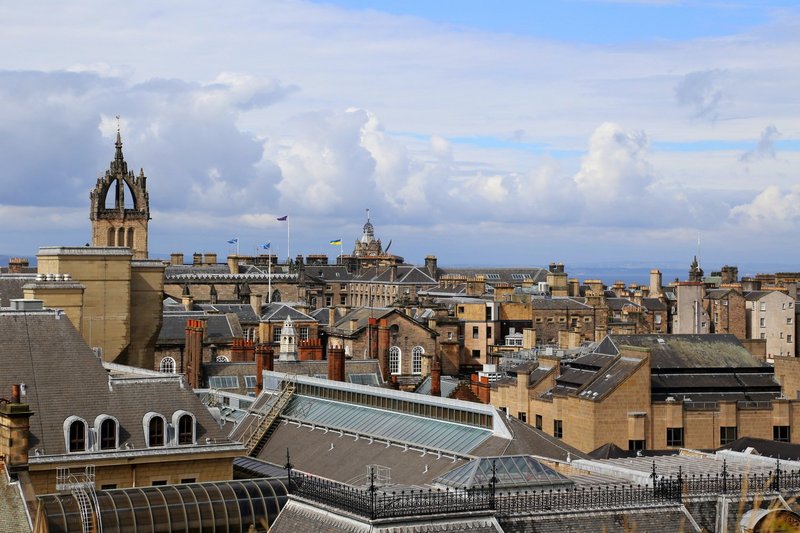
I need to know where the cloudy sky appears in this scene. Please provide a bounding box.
[1,1,799,274]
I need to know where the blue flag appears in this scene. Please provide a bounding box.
[227,238,238,245]
[262,242,271,250]
[276,215,288,221]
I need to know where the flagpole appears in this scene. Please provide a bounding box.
[287,218,291,264]
[268,249,272,304]
[236,238,240,256]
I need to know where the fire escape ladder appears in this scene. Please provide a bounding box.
[245,380,295,455]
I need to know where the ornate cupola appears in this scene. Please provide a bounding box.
[89,123,150,259]
[353,209,383,257]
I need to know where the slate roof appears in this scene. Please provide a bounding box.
[310,307,332,326]
[718,437,800,460]
[0,466,29,532]
[470,416,588,462]
[330,307,436,337]
[0,275,34,307]
[303,265,355,283]
[600,334,762,369]
[641,297,667,311]
[352,265,437,285]
[260,302,316,323]
[0,310,232,458]
[744,290,771,301]
[157,312,242,343]
[606,298,642,311]
[198,303,260,324]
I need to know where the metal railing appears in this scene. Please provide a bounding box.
[285,459,800,520]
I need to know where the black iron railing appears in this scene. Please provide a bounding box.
[284,455,800,521]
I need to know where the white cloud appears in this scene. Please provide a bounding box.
[573,122,654,203]
[740,124,781,162]
[730,185,800,229]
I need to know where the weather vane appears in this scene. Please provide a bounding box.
[116,115,120,133]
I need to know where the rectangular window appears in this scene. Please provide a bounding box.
[789,318,794,325]
[789,335,793,343]
[100,484,117,490]
[325,296,332,307]
[458,306,465,314]
[472,326,479,339]
[485,306,493,321]
[518,412,527,423]
[340,294,347,305]
[720,426,738,446]
[487,326,492,338]
[300,327,310,340]
[535,415,542,430]
[151,480,168,486]
[761,302,767,311]
[207,376,239,389]
[774,425,791,442]
[244,376,257,389]
[654,314,662,325]
[628,440,645,451]
[553,419,563,439]
[272,327,282,343]
[760,317,766,327]
[471,349,481,358]
[180,478,196,484]
[666,427,684,447]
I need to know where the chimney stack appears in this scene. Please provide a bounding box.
[7,258,29,273]
[0,384,34,475]
[255,343,274,394]
[170,252,184,265]
[192,252,202,265]
[328,345,346,382]
[430,354,441,397]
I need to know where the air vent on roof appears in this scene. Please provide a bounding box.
[657,338,666,344]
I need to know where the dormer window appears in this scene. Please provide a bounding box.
[94,415,120,451]
[178,415,193,445]
[149,418,165,446]
[172,410,196,445]
[144,412,167,447]
[69,421,86,452]
[64,416,88,453]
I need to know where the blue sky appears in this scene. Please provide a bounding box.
[323,0,792,42]
[0,0,799,275]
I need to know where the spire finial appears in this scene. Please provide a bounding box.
[114,115,124,162]
[366,207,370,222]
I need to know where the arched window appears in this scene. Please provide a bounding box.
[107,227,115,246]
[215,355,229,363]
[99,418,117,450]
[144,413,166,447]
[68,420,86,452]
[389,346,401,375]
[159,357,176,373]
[177,414,194,445]
[126,227,134,247]
[271,290,281,303]
[116,227,125,247]
[412,346,424,374]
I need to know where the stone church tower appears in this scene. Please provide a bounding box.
[89,128,150,259]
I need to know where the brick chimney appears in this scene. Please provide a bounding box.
[204,252,217,265]
[368,317,379,360]
[430,354,441,397]
[170,252,184,265]
[185,319,206,389]
[299,339,323,361]
[425,255,438,279]
[7,258,29,273]
[328,345,346,382]
[378,318,390,381]
[255,343,274,394]
[0,384,34,475]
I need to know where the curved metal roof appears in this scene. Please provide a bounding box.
[36,478,288,533]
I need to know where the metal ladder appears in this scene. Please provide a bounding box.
[244,380,295,455]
